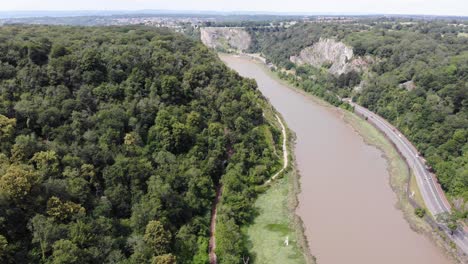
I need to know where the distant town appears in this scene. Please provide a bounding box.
[1,11,467,28]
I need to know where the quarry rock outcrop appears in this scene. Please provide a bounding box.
[399,80,417,91]
[290,38,372,76]
[200,27,252,52]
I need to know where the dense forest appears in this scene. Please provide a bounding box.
[0,25,282,263]
[248,20,468,210]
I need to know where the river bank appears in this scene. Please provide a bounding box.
[252,55,464,262]
[221,53,454,264]
[248,53,463,263]
[252,53,463,263]
[342,112,461,263]
[243,123,315,264]
[248,96,314,263]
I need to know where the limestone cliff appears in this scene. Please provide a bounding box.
[290,38,372,76]
[200,27,252,52]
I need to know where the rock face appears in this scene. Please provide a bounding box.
[399,80,416,91]
[290,38,371,76]
[200,27,251,52]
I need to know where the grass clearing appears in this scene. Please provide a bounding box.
[409,171,429,212]
[244,173,307,264]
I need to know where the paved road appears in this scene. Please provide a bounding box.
[346,100,468,255]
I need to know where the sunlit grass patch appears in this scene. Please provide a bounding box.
[244,175,306,264]
[409,171,429,212]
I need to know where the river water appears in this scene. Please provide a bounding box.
[220,54,451,264]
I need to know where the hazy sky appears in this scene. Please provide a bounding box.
[1,0,467,16]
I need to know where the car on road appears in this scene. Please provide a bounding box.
[425,165,434,172]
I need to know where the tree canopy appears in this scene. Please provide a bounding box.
[0,25,282,263]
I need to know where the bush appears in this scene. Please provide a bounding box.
[414,208,426,218]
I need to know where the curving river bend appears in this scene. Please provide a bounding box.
[220,54,451,264]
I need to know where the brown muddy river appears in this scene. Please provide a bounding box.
[220,54,451,264]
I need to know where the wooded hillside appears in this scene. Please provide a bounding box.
[0,26,281,263]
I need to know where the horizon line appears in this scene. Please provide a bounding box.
[0,9,467,18]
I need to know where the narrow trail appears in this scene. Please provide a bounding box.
[208,114,287,264]
[209,184,222,264]
[265,114,288,184]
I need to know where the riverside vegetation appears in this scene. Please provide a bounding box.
[0,26,284,263]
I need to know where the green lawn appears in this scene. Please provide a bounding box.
[409,170,429,213]
[244,173,307,264]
